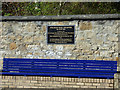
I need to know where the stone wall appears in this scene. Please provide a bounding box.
[1,20,119,60]
[0,15,120,89]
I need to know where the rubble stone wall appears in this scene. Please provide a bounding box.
[0,21,119,60]
[0,15,120,89]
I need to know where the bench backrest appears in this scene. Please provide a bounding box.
[2,58,117,79]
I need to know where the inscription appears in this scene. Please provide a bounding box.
[47,25,75,44]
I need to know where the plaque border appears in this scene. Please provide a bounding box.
[47,25,75,45]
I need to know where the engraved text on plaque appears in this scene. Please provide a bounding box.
[47,25,75,44]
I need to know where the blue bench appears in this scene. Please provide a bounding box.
[1,58,117,79]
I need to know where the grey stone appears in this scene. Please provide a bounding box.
[65,52,72,57]
[56,46,63,51]
[100,51,109,57]
[46,51,55,57]
[57,52,63,56]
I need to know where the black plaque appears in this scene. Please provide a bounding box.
[47,25,75,44]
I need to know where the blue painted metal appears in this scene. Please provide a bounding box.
[1,58,117,79]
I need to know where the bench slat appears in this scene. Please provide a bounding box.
[3,61,117,70]
[1,72,114,79]
[3,66,117,71]
[4,58,117,64]
[2,58,117,79]
[3,66,117,73]
[3,62,117,67]
[2,69,115,75]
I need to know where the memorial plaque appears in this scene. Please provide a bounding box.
[47,25,75,44]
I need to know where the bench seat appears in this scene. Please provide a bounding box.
[1,58,117,79]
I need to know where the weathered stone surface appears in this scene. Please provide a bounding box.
[116,57,119,61]
[57,52,63,56]
[15,51,21,55]
[76,55,88,60]
[23,36,33,43]
[46,51,55,57]
[108,35,118,41]
[1,20,118,62]
[9,42,17,50]
[85,31,95,38]
[82,50,93,55]
[99,45,109,50]
[16,35,23,41]
[56,46,64,51]
[65,52,72,57]
[8,35,16,41]
[52,22,64,25]
[100,51,109,57]
[23,22,38,32]
[42,25,46,33]
[95,56,103,60]
[80,22,92,30]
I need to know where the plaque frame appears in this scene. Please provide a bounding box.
[47,25,75,44]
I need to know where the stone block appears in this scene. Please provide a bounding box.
[84,83,93,86]
[95,56,103,60]
[17,86,24,88]
[85,31,95,39]
[46,51,55,57]
[76,83,84,86]
[56,46,64,51]
[16,35,23,41]
[82,50,93,55]
[108,36,118,42]
[23,22,38,32]
[72,86,80,88]
[116,57,119,61]
[8,35,16,41]
[52,22,64,25]
[80,22,92,30]
[57,52,63,56]
[80,86,89,88]
[93,83,101,86]
[100,51,109,57]
[65,52,72,57]
[23,36,33,43]
[76,55,88,60]
[9,42,17,50]
[99,45,109,50]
